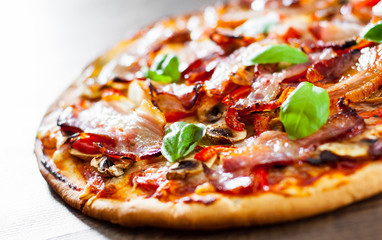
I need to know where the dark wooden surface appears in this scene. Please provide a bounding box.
[1,0,382,239]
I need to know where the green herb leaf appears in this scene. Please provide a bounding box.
[361,21,382,43]
[246,44,308,65]
[235,12,279,36]
[280,82,330,139]
[144,53,181,83]
[161,122,206,162]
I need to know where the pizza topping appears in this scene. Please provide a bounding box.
[161,122,206,162]
[221,131,301,172]
[280,82,330,139]
[166,159,204,180]
[59,100,165,159]
[69,148,101,161]
[149,82,203,111]
[143,53,181,83]
[205,119,247,144]
[327,45,382,101]
[246,44,308,65]
[196,98,225,123]
[296,101,366,148]
[39,0,382,202]
[305,50,361,84]
[361,21,382,43]
[90,156,125,177]
[317,142,370,159]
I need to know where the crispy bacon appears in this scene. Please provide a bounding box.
[163,30,191,44]
[221,99,366,172]
[58,100,165,159]
[345,75,382,103]
[301,39,374,55]
[221,134,297,172]
[149,82,203,111]
[297,101,366,148]
[222,86,252,105]
[204,43,258,96]
[327,45,382,102]
[253,114,271,136]
[209,31,259,55]
[181,54,218,85]
[58,106,84,134]
[306,50,361,83]
[234,87,295,115]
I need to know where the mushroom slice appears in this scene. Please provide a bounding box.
[69,148,101,161]
[90,156,125,177]
[206,119,247,144]
[166,159,203,180]
[317,142,369,158]
[111,157,135,170]
[197,98,226,123]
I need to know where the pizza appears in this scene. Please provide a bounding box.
[35,0,382,229]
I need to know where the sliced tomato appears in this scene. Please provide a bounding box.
[253,114,270,136]
[71,133,115,155]
[194,146,236,161]
[225,107,245,131]
[164,111,196,122]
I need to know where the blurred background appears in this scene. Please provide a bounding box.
[1,0,382,239]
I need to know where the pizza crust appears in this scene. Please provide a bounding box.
[36,140,85,211]
[36,138,382,229]
[81,162,382,229]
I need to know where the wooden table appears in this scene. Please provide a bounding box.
[1,0,382,239]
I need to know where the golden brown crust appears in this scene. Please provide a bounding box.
[35,140,85,211]
[37,137,382,229]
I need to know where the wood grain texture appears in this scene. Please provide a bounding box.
[2,0,382,239]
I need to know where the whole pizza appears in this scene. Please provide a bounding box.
[35,0,382,229]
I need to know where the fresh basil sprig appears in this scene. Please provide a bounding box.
[361,21,382,43]
[235,12,279,36]
[280,82,329,139]
[144,53,181,83]
[246,44,308,65]
[161,122,206,162]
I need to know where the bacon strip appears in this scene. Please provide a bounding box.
[58,100,165,159]
[209,31,260,55]
[235,87,295,115]
[181,54,218,85]
[327,46,382,102]
[221,100,365,172]
[297,107,366,148]
[149,82,203,111]
[306,50,360,83]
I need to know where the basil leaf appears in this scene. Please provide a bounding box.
[280,82,329,139]
[246,44,308,65]
[361,21,382,43]
[161,122,206,162]
[235,12,279,36]
[144,53,180,83]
